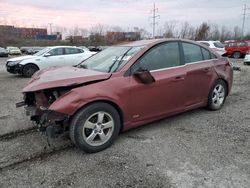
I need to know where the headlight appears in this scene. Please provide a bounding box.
[7,60,22,66]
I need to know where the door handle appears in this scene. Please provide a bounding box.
[203,67,211,72]
[172,76,185,82]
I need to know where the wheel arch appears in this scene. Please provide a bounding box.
[218,78,229,96]
[22,63,40,72]
[232,51,241,58]
[71,100,124,133]
[209,78,229,98]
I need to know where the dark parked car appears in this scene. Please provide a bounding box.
[0,47,8,57]
[17,39,233,153]
[26,47,45,55]
[88,46,102,52]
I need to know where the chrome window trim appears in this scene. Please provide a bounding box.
[150,58,217,73]
[150,64,185,72]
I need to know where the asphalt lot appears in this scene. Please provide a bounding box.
[0,56,249,188]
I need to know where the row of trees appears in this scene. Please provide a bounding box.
[53,21,250,44]
[161,21,250,41]
[1,21,250,46]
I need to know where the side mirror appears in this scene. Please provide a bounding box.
[44,53,51,57]
[133,67,155,84]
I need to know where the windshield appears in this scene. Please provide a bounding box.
[33,47,51,56]
[9,47,19,50]
[79,46,144,73]
[213,42,224,48]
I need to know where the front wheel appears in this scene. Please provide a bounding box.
[22,64,39,77]
[70,102,121,153]
[208,80,227,110]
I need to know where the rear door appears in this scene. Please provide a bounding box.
[181,42,216,107]
[128,42,187,122]
[63,48,85,66]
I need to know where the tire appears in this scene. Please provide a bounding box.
[22,64,39,77]
[232,52,241,59]
[208,80,227,110]
[69,102,121,153]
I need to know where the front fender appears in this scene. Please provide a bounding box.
[49,86,122,116]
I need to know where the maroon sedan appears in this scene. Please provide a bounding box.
[17,39,233,153]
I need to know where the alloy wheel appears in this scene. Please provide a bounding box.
[82,111,114,147]
[211,84,225,107]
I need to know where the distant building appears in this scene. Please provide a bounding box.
[17,27,47,38]
[124,32,141,41]
[65,35,86,43]
[0,25,18,36]
[0,25,47,39]
[35,32,62,40]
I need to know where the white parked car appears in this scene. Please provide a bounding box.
[244,50,250,65]
[197,41,227,56]
[6,46,22,55]
[6,46,96,77]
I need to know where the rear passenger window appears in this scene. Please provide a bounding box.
[228,43,236,47]
[201,48,211,60]
[201,42,210,47]
[182,43,203,64]
[238,42,246,47]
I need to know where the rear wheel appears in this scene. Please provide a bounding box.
[22,64,39,77]
[232,52,241,59]
[70,102,121,153]
[208,80,227,110]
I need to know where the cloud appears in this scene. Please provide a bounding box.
[0,0,249,33]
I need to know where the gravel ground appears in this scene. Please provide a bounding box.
[0,56,249,188]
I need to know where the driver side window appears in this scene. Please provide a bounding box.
[131,42,181,72]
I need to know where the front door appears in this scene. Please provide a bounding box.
[43,47,65,68]
[128,42,186,122]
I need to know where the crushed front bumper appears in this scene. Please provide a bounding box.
[17,101,70,135]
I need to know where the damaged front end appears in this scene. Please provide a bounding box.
[16,88,71,142]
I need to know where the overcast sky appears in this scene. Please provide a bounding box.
[0,0,249,35]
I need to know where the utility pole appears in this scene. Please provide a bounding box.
[149,3,160,38]
[48,23,53,35]
[242,4,250,38]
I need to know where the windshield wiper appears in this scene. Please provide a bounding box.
[107,48,132,73]
[107,56,120,73]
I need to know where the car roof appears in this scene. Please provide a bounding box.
[48,46,82,49]
[197,41,221,43]
[119,38,203,47]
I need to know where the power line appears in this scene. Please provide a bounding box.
[149,3,160,38]
[242,4,250,38]
[48,23,53,35]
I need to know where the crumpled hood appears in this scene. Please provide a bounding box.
[7,55,34,62]
[22,66,112,92]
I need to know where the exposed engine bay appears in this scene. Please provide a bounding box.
[16,87,72,143]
